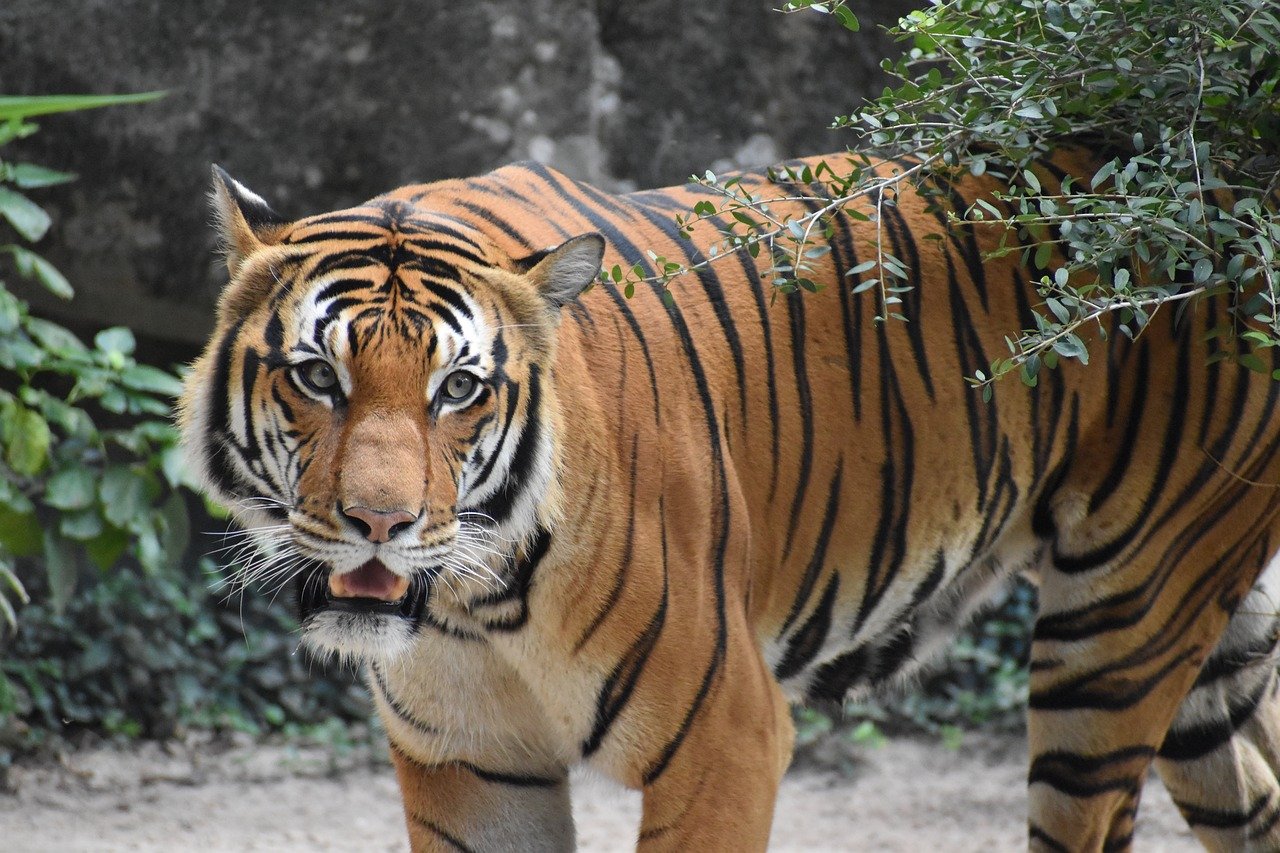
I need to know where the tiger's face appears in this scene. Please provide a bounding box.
[179,169,602,661]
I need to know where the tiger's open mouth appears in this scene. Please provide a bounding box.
[296,558,429,622]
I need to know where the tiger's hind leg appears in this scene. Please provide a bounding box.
[1026,494,1280,852]
[1154,556,1280,851]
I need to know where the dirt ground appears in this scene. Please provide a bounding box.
[0,733,1200,852]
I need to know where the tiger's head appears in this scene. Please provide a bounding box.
[179,168,603,661]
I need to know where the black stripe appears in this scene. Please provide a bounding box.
[206,321,247,498]
[1192,625,1280,687]
[473,367,543,526]
[779,288,814,562]
[878,197,936,399]
[370,664,442,737]
[1030,646,1200,712]
[850,334,916,635]
[1174,793,1273,829]
[1089,344,1150,511]
[458,762,562,788]
[1027,746,1153,798]
[314,277,372,303]
[403,238,485,267]
[412,816,477,853]
[1028,824,1072,853]
[582,554,668,756]
[1159,675,1270,761]
[467,379,519,497]
[289,228,389,244]
[630,196,750,424]
[808,646,870,703]
[454,199,531,244]
[1056,337,1190,573]
[574,438,640,652]
[950,252,996,509]
[804,179,865,422]
[475,525,553,632]
[774,574,840,682]
[778,459,844,636]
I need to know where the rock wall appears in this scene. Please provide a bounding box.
[0,0,914,344]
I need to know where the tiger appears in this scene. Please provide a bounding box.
[178,146,1280,852]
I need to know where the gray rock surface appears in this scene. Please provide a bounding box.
[0,0,914,344]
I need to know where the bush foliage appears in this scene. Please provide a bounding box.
[616,0,1280,394]
[0,95,367,765]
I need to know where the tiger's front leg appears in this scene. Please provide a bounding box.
[635,629,795,851]
[390,745,574,852]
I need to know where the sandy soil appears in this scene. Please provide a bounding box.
[0,733,1201,852]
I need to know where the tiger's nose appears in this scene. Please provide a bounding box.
[342,506,419,543]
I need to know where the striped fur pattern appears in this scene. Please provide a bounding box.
[179,151,1280,851]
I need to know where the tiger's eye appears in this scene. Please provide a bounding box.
[300,360,337,392]
[441,371,477,403]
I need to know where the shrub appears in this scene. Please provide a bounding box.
[0,95,369,767]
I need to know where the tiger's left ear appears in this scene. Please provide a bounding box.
[209,165,290,277]
[516,233,605,309]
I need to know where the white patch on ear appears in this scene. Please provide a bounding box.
[226,176,272,211]
[209,165,286,275]
[530,233,605,308]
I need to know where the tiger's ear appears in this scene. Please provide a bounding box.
[516,233,605,309]
[209,165,289,276]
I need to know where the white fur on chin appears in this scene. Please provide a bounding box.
[301,611,417,665]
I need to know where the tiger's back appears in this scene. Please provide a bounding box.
[182,151,1280,851]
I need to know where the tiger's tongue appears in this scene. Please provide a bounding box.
[328,559,410,602]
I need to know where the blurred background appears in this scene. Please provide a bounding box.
[0,0,1033,778]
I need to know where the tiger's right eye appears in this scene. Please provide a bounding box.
[297,360,339,394]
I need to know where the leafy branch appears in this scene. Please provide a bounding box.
[687,0,1280,392]
[600,150,948,322]
[0,91,177,637]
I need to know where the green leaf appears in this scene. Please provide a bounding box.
[1239,353,1268,374]
[1045,298,1069,324]
[83,524,129,571]
[0,290,20,334]
[158,491,191,566]
[94,326,136,356]
[5,407,50,475]
[1193,258,1213,284]
[60,509,104,541]
[1052,333,1090,364]
[42,529,78,616]
[44,468,97,510]
[0,91,166,122]
[1034,243,1052,269]
[833,5,859,30]
[1091,160,1119,190]
[24,317,86,355]
[120,364,185,397]
[9,163,77,189]
[7,246,74,299]
[99,465,153,529]
[0,186,52,241]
